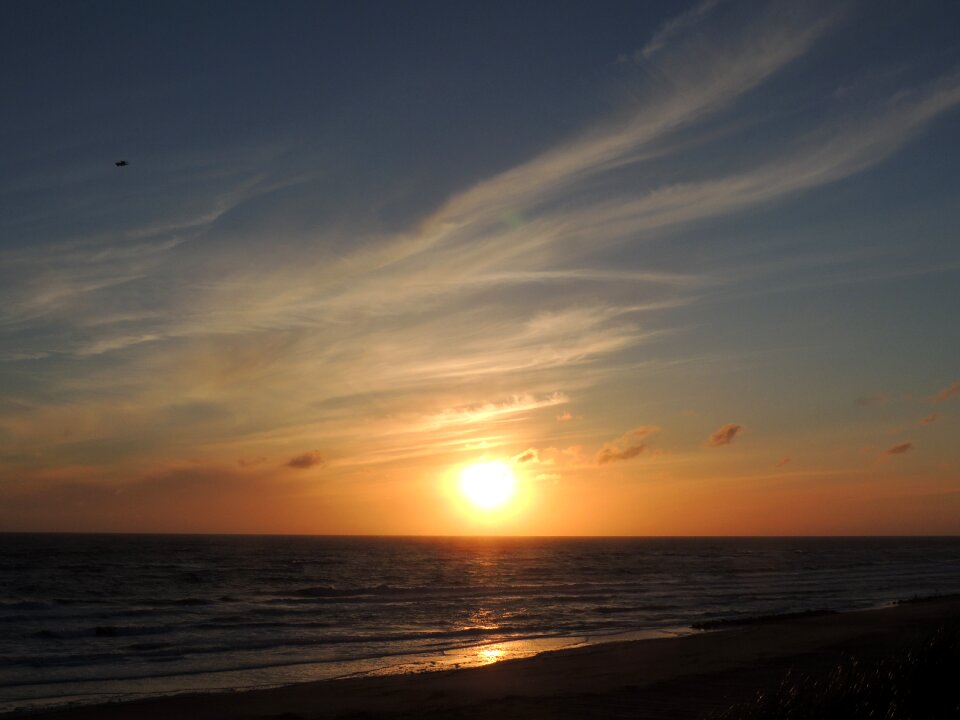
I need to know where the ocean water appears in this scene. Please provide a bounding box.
[2,534,960,714]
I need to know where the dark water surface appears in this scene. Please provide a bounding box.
[2,534,959,714]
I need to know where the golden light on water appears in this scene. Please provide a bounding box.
[459,461,516,511]
[474,645,506,664]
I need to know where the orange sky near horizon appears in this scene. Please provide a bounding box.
[3,400,958,536]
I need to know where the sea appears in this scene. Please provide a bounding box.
[2,534,960,715]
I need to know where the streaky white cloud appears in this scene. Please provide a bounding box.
[640,0,725,60]
[430,2,843,233]
[419,393,569,431]
[180,70,960,351]
[75,333,163,357]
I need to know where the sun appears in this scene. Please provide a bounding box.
[459,461,516,511]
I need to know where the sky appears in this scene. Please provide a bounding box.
[1,0,959,535]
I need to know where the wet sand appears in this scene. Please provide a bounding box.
[12,596,960,720]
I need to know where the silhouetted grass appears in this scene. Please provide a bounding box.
[711,623,960,720]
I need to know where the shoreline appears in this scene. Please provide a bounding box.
[7,595,960,720]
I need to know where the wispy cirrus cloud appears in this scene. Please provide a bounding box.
[639,0,726,60]
[418,393,569,431]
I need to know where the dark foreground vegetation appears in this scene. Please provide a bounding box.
[712,623,960,720]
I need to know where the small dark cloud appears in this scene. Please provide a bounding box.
[286,450,324,469]
[883,442,912,456]
[598,444,646,464]
[238,456,266,468]
[920,413,940,426]
[512,448,540,464]
[706,423,741,448]
[775,457,791,468]
[855,394,887,408]
[597,426,660,465]
[934,380,960,404]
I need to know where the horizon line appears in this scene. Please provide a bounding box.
[2,531,959,539]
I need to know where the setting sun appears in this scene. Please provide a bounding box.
[459,462,516,511]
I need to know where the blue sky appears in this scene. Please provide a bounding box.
[1,0,958,534]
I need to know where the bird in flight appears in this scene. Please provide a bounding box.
[115,160,129,167]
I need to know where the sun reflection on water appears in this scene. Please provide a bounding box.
[474,644,507,665]
[432,636,585,674]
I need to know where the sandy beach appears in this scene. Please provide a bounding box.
[10,596,960,720]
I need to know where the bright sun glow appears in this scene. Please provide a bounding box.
[459,461,516,511]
